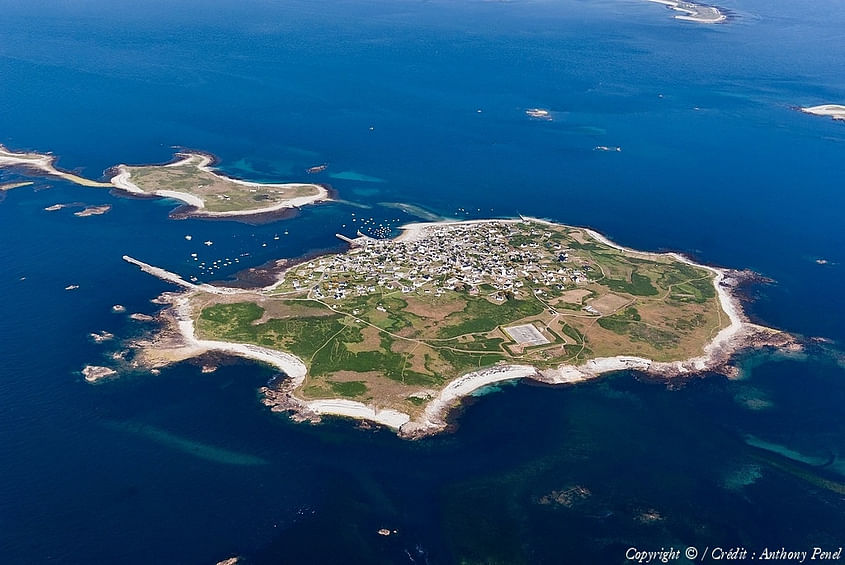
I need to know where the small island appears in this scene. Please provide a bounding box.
[0,145,329,219]
[74,204,112,217]
[647,0,726,23]
[82,365,117,383]
[801,104,845,122]
[124,218,793,438]
[111,153,329,217]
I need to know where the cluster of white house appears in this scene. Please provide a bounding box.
[280,221,592,303]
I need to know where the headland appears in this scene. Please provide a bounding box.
[121,217,795,438]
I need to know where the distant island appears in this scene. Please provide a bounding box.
[525,108,552,120]
[122,218,794,438]
[648,0,726,23]
[800,104,845,122]
[0,145,329,219]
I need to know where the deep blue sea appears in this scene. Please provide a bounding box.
[1,1,844,563]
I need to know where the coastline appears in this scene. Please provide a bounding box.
[137,292,415,431]
[126,217,795,439]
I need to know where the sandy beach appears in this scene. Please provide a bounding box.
[166,294,415,430]
[306,400,411,429]
[402,365,540,435]
[165,294,309,381]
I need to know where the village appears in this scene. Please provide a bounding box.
[277,220,593,305]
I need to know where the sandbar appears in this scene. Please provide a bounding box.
[0,145,112,187]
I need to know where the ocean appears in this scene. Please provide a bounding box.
[1,0,843,563]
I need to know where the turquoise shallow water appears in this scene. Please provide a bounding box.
[1,1,844,563]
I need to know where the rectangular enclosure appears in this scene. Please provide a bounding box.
[504,323,550,346]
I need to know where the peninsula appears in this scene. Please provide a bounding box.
[647,0,726,23]
[125,218,792,437]
[0,145,329,218]
[801,104,845,122]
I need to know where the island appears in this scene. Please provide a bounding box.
[121,217,793,438]
[0,145,329,219]
[647,0,726,23]
[110,153,329,217]
[800,104,845,122]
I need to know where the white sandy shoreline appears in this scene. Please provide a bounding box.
[169,293,412,430]
[118,259,412,431]
[126,216,785,438]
